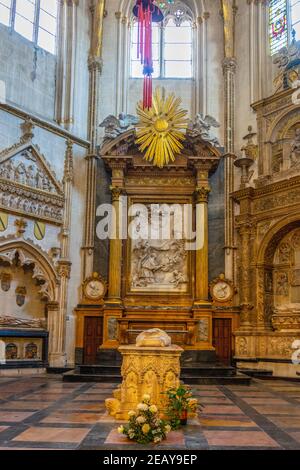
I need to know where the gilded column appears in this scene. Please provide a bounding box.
[82,0,106,279]
[194,164,211,304]
[107,186,124,303]
[238,223,254,329]
[55,0,79,131]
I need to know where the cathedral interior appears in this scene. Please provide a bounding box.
[1,0,300,452]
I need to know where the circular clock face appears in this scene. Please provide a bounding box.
[86,280,105,299]
[212,282,232,301]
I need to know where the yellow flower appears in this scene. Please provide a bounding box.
[149,405,158,413]
[165,424,171,434]
[142,394,151,402]
[117,426,124,434]
[142,423,151,434]
[128,410,136,417]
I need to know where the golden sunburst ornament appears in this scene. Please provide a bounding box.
[136,87,188,168]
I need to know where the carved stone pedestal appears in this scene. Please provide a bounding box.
[105,330,183,420]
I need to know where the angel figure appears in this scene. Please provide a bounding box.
[99,113,138,141]
[187,113,221,146]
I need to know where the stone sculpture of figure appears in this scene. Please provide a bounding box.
[276,273,289,296]
[142,370,158,403]
[35,168,44,189]
[139,252,161,285]
[290,128,300,167]
[99,113,139,141]
[5,161,15,180]
[15,163,26,184]
[170,270,186,288]
[187,113,221,147]
[26,165,36,186]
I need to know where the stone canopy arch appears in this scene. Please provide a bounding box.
[257,215,300,266]
[0,239,58,302]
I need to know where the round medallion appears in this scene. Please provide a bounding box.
[211,278,233,303]
[83,273,107,301]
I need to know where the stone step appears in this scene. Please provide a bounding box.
[181,365,236,377]
[63,367,251,385]
[63,370,121,383]
[237,368,273,378]
[78,365,121,375]
[181,372,252,386]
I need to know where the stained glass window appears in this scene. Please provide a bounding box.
[0,0,58,54]
[270,0,288,55]
[270,0,300,55]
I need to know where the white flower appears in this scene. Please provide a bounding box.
[149,405,158,413]
[142,394,151,401]
[165,424,171,434]
[136,416,146,424]
[154,436,162,443]
[128,410,136,417]
[137,403,148,411]
[117,425,124,434]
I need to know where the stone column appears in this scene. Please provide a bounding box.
[238,223,254,329]
[47,299,66,367]
[61,140,74,259]
[195,183,210,304]
[107,182,125,304]
[55,0,78,131]
[82,0,105,279]
[222,0,237,283]
[223,59,237,285]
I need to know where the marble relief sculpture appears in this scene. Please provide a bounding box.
[130,239,188,292]
[0,145,64,223]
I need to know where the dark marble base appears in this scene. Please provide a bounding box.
[181,350,217,365]
[0,361,46,369]
[96,349,122,365]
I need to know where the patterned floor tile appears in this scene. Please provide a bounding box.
[13,427,90,443]
[203,430,280,447]
[267,415,300,428]
[251,405,300,415]
[202,405,244,415]
[199,416,257,428]
[42,412,103,424]
[0,401,53,410]
[0,411,36,422]
[0,376,300,450]
[242,397,289,405]
[74,394,107,401]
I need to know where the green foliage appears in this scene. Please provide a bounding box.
[165,384,203,430]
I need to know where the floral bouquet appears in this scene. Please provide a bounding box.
[118,394,171,444]
[165,384,202,429]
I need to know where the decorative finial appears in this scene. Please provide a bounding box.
[20,119,34,142]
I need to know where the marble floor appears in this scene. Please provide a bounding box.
[0,375,300,450]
